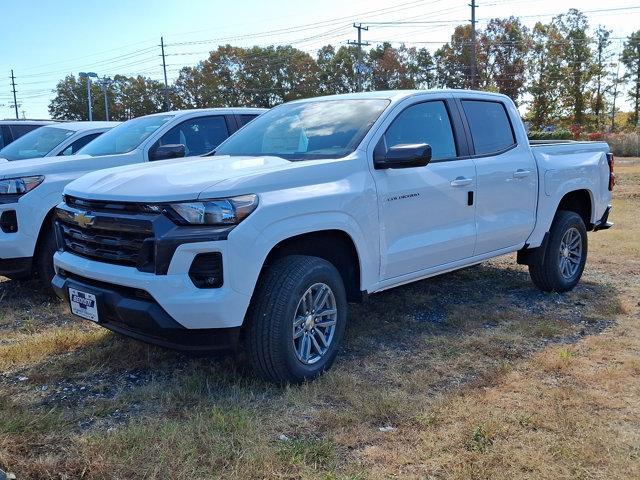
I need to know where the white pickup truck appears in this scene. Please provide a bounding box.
[0,108,264,282]
[52,90,614,383]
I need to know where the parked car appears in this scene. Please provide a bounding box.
[51,90,613,383]
[0,108,265,283]
[0,120,54,150]
[0,121,117,162]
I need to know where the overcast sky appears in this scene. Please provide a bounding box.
[1,0,639,119]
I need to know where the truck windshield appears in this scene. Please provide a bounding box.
[79,114,174,156]
[214,99,390,160]
[0,126,74,161]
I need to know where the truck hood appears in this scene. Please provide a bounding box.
[64,155,297,202]
[0,153,131,179]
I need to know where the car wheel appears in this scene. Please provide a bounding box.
[528,210,588,292]
[245,255,347,384]
[34,226,57,291]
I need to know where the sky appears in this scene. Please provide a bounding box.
[1,0,639,119]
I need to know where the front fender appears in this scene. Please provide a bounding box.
[226,211,378,297]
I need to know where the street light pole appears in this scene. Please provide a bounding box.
[99,77,112,121]
[79,72,98,121]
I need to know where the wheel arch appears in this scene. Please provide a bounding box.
[260,229,363,302]
[556,189,594,230]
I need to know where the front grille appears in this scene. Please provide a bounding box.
[57,199,157,269]
[58,222,151,267]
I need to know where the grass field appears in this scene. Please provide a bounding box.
[1,159,638,479]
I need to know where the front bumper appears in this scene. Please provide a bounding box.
[52,270,241,352]
[0,202,39,275]
[53,247,252,329]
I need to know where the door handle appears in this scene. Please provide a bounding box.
[513,169,532,178]
[450,176,473,187]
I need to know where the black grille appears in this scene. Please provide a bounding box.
[58,222,150,266]
[57,200,157,269]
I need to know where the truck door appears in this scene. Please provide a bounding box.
[370,98,477,280]
[459,99,538,254]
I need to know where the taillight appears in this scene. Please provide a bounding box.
[606,153,615,191]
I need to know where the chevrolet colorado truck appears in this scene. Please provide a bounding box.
[0,108,264,283]
[51,90,614,383]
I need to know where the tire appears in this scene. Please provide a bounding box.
[34,226,57,290]
[528,210,588,293]
[245,255,347,384]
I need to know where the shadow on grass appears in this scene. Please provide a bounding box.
[5,261,622,412]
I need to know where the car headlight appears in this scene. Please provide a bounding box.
[0,176,44,195]
[168,194,258,226]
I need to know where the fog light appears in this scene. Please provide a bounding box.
[189,253,223,288]
[0,210,18,233]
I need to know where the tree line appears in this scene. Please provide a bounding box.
[49,8,640,131]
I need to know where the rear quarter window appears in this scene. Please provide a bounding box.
[462,100,516,155]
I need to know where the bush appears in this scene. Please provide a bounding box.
[528,129,573,141]
[603,132,640,157]
[587,132,605,141]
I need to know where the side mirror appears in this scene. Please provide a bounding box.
[149,144,186,161]
[374,143,432,169]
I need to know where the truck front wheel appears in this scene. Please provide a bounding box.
[245,255,347,384]
[528,210,588,292]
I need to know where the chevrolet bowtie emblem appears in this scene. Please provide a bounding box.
[74,212,96,228]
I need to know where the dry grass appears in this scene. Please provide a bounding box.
[1,159,639,479]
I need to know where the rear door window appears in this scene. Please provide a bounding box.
[461,100,516,155]
[154,115,230,157]
[237,114,259,128]
[59,132,103,156]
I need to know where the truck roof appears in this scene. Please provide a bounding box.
[147,107,268,118]
[46,121,120,131]
[288,89,512,103]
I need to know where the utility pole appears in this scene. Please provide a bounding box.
[10,70,18,120]
[348,23,370,92]
[470,0,478,89]
[160,36,170,111]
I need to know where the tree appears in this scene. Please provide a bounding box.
[621,30,640,127]
[316,45,358,94]
[400,45,435,90]
[481,17,531,104]
[553,9,594,125]
[49,75,106,120]
[367,42,415,90]
[434,25,488,89]
[526,22,564,128]
[591,26,613,129]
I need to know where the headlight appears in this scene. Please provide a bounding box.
[168,194,258,226]
[0,176,44,195]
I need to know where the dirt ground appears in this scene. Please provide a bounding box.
[0,158,638,479]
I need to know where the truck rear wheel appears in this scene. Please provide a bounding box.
[528,210,588,292]
[245,255,347,384]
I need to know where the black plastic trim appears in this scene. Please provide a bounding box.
[593,205,613,231]
[52,272,240,353]
[0,256,32,278]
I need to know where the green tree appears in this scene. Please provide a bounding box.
[481,17,531,104]
[526,22,564,128]
[400,45,435,90]
[316,45,358,94]
[434,25,488,89]
[621,30,640,127]
[591,26,613,129]
[367,42,414,90]
[553,9,594,125]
